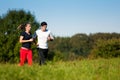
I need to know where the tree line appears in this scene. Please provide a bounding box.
[0,10,120,63]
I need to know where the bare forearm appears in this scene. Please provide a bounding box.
[20,40,30,43]
[19,38,33,43]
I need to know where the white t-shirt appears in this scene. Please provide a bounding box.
[35,29,53,49]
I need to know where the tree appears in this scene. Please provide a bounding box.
[90,38,120,58]
[0,9,39,63]
[70,33,90,57]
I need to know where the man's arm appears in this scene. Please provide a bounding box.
[48,33,54,41]
[32,32,37,44]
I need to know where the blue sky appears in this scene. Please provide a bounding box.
[0,0,120,37]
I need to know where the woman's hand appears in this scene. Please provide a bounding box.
[36,43,39,47]
[29,38,33,42]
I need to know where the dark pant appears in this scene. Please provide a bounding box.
[38,48,48,65]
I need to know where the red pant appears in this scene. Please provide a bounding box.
[19,48,32,66]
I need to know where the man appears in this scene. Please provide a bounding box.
[34,22,54,65]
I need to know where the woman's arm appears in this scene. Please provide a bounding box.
[19,36,33,43]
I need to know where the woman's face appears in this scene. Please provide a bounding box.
[41,25,47,31]
[25,24,31,31]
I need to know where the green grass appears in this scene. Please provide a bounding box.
[0,58,120,80]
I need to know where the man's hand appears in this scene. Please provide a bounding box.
[47,36,54,41]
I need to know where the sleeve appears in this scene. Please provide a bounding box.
[20,32,25,36]
[32,31,37,39]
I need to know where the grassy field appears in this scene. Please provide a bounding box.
[0,58,119,80]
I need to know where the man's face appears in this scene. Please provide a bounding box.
[41,25,47,31]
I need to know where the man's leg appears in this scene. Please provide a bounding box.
[38,48,46,65]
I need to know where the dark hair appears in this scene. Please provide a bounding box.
[17,22,30,30]
[41,22,47,26]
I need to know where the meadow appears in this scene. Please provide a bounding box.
[0,58,119,80]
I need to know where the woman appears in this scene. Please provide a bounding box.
[18,22,33,66]
[34,22,54,65]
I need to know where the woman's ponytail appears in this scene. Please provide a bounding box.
[17,22,30,31]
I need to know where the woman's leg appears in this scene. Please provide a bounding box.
[19,48,27,66]
[27,49,32,66]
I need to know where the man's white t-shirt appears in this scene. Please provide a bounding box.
[35,29,53,49]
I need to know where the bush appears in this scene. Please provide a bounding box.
[90,38,120,58]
